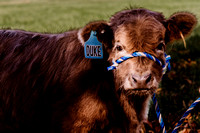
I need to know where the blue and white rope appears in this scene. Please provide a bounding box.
[163,53,171,75]
[152,93,166,133]
[107,52,171,75]
[172,97,200,133]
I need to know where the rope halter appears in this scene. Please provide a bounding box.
[107,51,171,75]
[107,51,171,133]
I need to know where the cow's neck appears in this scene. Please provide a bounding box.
[132,95,151,122]
[120,93,151,123]
[119,94,140,132]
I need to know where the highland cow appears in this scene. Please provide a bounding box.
[0,8,197,132]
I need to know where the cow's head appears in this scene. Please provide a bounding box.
[108,8,197,97]
[79,9,197,97]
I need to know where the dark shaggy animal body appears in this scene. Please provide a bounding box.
[0,8,197,133]
[0,30,133,132]
[0,30,78,132]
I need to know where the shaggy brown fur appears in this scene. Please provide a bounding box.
[0,8,197,133]
[108,8,197,130]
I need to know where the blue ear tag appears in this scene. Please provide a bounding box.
[84,31,103,59]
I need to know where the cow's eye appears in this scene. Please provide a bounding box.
[116,45,123,51]
[156,42,165,51]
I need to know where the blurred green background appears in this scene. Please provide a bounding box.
[0,0,200,32]
[0,0,200,132]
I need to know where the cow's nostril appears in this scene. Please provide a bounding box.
[132,74,152,84]
[132,77,137,82]
[145,74,152,84]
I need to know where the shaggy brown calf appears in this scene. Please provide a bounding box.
[0,8,197,132]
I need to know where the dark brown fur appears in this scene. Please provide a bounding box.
[0,27,133,132]
[0,8,197,133]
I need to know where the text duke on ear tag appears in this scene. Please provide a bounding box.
[84,31,103,59]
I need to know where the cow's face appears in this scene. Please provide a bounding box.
[79,9,197,97]
[108,9,197,97]
[109,14,166,96]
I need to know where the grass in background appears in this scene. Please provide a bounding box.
[0,0,200,32]
[0,0,200,132]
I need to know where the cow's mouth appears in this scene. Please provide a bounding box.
[132,88,151,91]
[122,88,154,96]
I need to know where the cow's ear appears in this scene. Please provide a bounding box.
[79,21,114,51]
[165,12,197,43]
